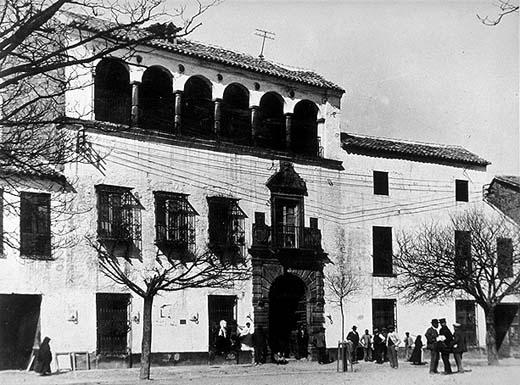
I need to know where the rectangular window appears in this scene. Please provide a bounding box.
[455,300,477,346]
[207,197,246,264]
[373,226,393,276]
[455,180,469,202]
[373,171,389,195]
[455,230,472,277]
[20,192,51,259]
[96,185,142,242]
[154,192,197,252]
[497,237,513,279]
[273,196,302,248]
[372,299,396,331]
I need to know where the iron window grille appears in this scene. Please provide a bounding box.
[455,230,472,278]
[96,185,143,243]
[207,197,247,263]
[20,192,51,259]
[154,192,198,251]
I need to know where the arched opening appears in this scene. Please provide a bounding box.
[268,273,307,357]
[94,59,131,125]
[291,100,318,156]
[257,92,284,150]
[221,83,250,144]
[182,76,214,138]
[138,66,173,131]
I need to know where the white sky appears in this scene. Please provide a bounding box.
[170,0,519,175]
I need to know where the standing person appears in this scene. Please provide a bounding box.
[296,324,309,360]
[386,326,400,369]
[252,326,268,365]
[313,327,328,364]
[346,325,360,363]
[425,319,440,374]
[372,328,384,364]
[381,327,389,362]
[438,318,453,374]
[403,332,414,360]
[360,329,373,361]
[215,320,230,356]
[35,337,52,376]
[409,335,424,365]
[452,323,468,373]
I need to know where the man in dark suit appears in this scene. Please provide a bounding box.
[346,325,360,363]
[438,318,453,374]
[425,319,440,374]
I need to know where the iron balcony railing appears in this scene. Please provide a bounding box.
[252,223,322,250]
[155,223,196,250]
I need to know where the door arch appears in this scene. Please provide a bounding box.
[268,273,307,356]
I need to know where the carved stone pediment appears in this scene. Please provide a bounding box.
[266,161,307,196]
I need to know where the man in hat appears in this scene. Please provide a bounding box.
[452,323,468,373]
[438,318,453,374]
[425,319,440,374]
[386,325,401,368]
[346,325,360,363]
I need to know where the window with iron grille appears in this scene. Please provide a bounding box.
[96,185,142,242]
[455,230,472,278]
[372,299,396,331]
[373,226,393,276]
[455,300,477,346]
[154,192,198,250]
[207,197,246,263]
[20,192,51,259]
[497,237,513,279]
[373,171,389,195]
[455,180,469,202]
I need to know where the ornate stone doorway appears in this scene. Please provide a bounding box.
[268,273,307,356]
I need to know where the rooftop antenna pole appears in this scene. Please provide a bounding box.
[254,29,275,59]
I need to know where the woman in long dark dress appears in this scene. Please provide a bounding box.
[35,337,52,375]
[409,335,425,365]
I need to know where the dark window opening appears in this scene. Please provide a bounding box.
[373,171,389,195]
[94,59,131,125]
[154,192,198,257]
[455,180,469,202]
[139,67,174,131]
[208,295,237,354]
[272,196,303,248]
[20,192,51,259]
[497,237,513,279]
[96,293,130,355]
[207,197,246,265]
[455,300,477,346]
[183,76,214,138]
[96,185,142,244]
[221,83,251,145]
[372,298,396,331]
[291,100,318,156]
[455,230,472,278]
[257,92,284,150]
[373,226,393,276]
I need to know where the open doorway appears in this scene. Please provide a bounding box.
[268,273,307,357]
[0,294,41,370]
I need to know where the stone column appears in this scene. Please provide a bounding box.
[130,81,140,126]
[214,98,222,138]
[174,91,182,134]
[285,113,293,150]
[250,106,259,145]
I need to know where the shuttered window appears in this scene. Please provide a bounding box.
[373,226,393,276]
[20,192,51,258]
[455,230,472,277]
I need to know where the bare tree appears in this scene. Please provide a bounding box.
[91,241,251,380]
[477,0,519,25]
[325,254,361,341]
[392,207,520,365]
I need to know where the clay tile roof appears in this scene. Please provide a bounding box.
[0,155,69,187]
[64,12,344,93]
[494,175,520,188]
[340,133,490,167]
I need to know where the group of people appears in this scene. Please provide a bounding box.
[425,318,468,374]
[345,318,468,373]
[346,325,401,368]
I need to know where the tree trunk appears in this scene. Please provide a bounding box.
[485,306,499,365]
[140,295,154,380]
[340,301,345,342]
